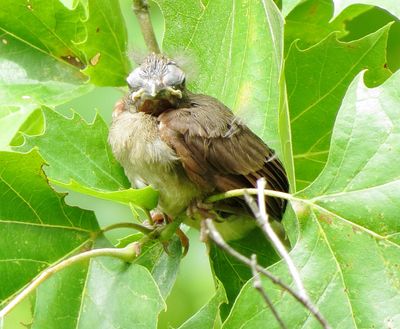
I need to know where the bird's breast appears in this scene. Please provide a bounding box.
[108,110,201,216]
[108,111,178,175]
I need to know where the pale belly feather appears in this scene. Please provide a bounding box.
[108,111,201,217]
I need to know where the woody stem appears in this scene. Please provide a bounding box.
[132,0,161,53]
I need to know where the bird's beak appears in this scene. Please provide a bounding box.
[165,86,183,99]
[144,82,183,99]
[148,82,158,97]
[131,88,144,102]
[130,82,183,102]
[142,81,161,98]
[130,82,160,102]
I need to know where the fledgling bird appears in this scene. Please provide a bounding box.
[108,53,288,228]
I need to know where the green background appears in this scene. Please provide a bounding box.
[4,1,215,329]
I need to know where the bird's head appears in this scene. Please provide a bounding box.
[127,53,187,114]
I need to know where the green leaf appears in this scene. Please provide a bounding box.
[287,25,391,190]
[0,106,35,150]
[156,0,296,191]
[0,0,130,87]
[9,108,45,148]
[0,150,99,307]
[79,0,131,85]
[111,232,183,299]
[178,281,227,329]
[341,6,400,72]
[209,228,279,319]
[55,180,158,210]
[58,0,88,11]
[156,0,286,155]
[333,0,400,20]
[116,233,143,248]
[31,238,165,329]
[0,34,92,107]
[135,237,182,299]
[17,108,158,210]
[282,0,307,16]
[223,70,400,328]
[284,0,372,52]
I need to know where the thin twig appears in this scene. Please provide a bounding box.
[250,254,287,329]
[205,188,298,204]
[204,219,331,329]
[0,243,140,319]
[101,222,153,235]
[132,0,160,53]
[248,178,308,299]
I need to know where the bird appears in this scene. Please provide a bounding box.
[108,53,289,238]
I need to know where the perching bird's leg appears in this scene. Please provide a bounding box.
[186,198,215,219]
[175,226,189,257]
[150,211,189,257]
[165,215,189,257]
[150,210,165,225]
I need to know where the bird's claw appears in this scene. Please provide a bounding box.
[159,228,189,257]
[149,212,190,257]
[186,199,215,219]
[150,210,166,226]
[176,227,189,257]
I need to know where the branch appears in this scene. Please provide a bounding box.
[248,178,308,299]
[250,254,287,329]
[132,0,160,53]
[101,221,153,235]
[0,243,140,319]
[204,219,330,329]
[205,188,297,204]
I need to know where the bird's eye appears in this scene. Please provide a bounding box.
[126,68,143,90]
[165,64,186,88]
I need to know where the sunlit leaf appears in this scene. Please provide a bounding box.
[333,0,400,20]
[178,281,227,329]
[223,70,400,329]
[341,6,400,72]
[0,35,91,107]
[0,0,130,87]
[284,0,372,52]
[0,150,99,307]
[209,228,279,319]
[31,238,166,329]
[0,106,36,150]
[17,108,158,210]
[287,25,391,190]
[8,108,44,148]
[79,0,131,85]
[282,0,307,16]
[156,0,286,155]
[135,237,182,299]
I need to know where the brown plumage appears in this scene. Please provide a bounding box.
[158,92,288,219]
[108,54,288,221]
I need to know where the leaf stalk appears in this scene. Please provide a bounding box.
[0,243,140,319]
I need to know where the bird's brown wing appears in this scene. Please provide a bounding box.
[158,93,289,219]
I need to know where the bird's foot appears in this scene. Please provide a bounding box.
[175,227,189,257]
[149,212,190,257]
[186,198,215,219]
[150,210,166,225]
[161,227,189,257]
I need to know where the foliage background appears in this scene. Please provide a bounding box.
[3,2,215,329]
[1,0,400,328]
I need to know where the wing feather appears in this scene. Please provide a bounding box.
[158,93,289,219]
